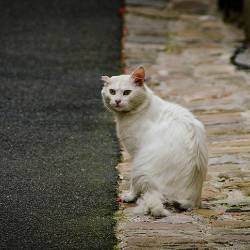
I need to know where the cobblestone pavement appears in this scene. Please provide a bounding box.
[116,0,250,249]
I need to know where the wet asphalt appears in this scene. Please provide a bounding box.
[0,0,122,249]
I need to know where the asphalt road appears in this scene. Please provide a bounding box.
[0,1,122,249]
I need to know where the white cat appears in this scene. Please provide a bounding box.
[101,67,207,217]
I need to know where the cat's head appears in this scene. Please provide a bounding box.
[101,67,147,113]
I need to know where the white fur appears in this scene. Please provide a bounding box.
[101,73,208,217]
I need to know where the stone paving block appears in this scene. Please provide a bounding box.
[126,0,167,9]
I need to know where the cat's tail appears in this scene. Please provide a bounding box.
[185,120,208,207]
[134,190,170,217]
[193,120,208,179]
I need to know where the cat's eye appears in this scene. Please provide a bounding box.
[123,90,132,96]
[109,89,116,95]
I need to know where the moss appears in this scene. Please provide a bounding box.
[113,210,128,222]
[114,245,122,250]
[113,210,127,250]
[245,190,250,196]
[165,44,183,54]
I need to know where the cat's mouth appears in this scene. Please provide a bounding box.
[113,103,125,110]
[109,102,126,111]
[112,102,123,108]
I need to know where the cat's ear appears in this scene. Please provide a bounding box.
[101,76,111,86]
[131,66,145,86]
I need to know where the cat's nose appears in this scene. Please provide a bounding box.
[115,99,121,105]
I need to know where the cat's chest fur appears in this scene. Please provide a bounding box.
[115,95,161,157]
[116,113,149,156]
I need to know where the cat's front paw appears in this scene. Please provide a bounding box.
[121,192,137,203]
[151,207,171,218]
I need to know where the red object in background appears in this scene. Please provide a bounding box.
[123,27,128,35]
[119,7,126,16]
[116,197,123,203]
